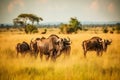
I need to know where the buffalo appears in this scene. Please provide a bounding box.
[30,34,64,61]
[82,37,112,57]
[16,41,30,57]
[103,39,112,52]
[60,37,71,58]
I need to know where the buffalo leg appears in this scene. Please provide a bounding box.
[34,51,39,58]
[67,47,71,56]
[46,55,50,61]
[51,50,56,62]
[100,51,103,56]
[84,51,87,58]
[21,52,26,57]
[96,51,100,56]
[64,48,70,59]
[40,53,43,61]
[65,47,71,57]
[56,50,62,58]
[17,51,19,57]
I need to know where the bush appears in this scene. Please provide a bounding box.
[112,27,115,31]
[60,17,82,34]
[103,27,109,33]
[116,23,120,33]
[60,24,75,34]
[110,30,114,34]
[25,25,38,34]
[60,24,68,34]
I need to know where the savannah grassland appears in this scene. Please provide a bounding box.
[0,28,120,80]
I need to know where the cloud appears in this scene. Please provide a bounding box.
[90,0,99,11]
[8,0,24,13]
[108,2,115,13]
[8,2,14,13]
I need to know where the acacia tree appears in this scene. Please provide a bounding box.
[13,18,24,26]
[13,13,43,34]
[18,13,29,26]
[28,14,43,25]
[17,13,43,26]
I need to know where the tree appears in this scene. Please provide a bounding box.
[13,13,43,34]
[69,17,81,33]
[28,14,43,25]
[60,17,82,34]
[13,18,24,26]
[18,13,29,26]
[17,13,43,25]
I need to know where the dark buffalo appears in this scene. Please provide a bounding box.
[30,34,64,61]
[103,39,112,52]
[60,37,71,58]
[16,41,30,57]
[82,36,112,57]
[82,37,104,57]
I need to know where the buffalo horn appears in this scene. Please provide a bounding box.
[109,39,112,43]
[67,37,70,42]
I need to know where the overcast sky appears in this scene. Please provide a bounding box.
[0,0,120,24]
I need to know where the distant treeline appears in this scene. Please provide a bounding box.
[0,23,120,28]
[0,24,59,28]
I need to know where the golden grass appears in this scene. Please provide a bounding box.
[0,29,120,80]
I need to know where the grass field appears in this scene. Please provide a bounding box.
[0,28,120,80]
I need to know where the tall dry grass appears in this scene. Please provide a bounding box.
[0,29,120,80]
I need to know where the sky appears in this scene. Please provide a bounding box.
[0,0,120,24]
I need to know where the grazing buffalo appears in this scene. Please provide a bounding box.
[30,34,64,61]
[16,41,30,57]
[82,37,112,57]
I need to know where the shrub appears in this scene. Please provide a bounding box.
[103,27,109,33]
[110,30,114,34]
[60,17,82,34]
[25,25,38,34]
[60,24,68,34]
[116,23,120,33]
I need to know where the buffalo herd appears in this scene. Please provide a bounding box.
[16,34,112,61]
[16,34,71,61]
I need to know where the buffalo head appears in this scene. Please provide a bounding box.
[30,38,40,56]
[63,37,71,46]
[56,38,64,50]
[103,39,112,52]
